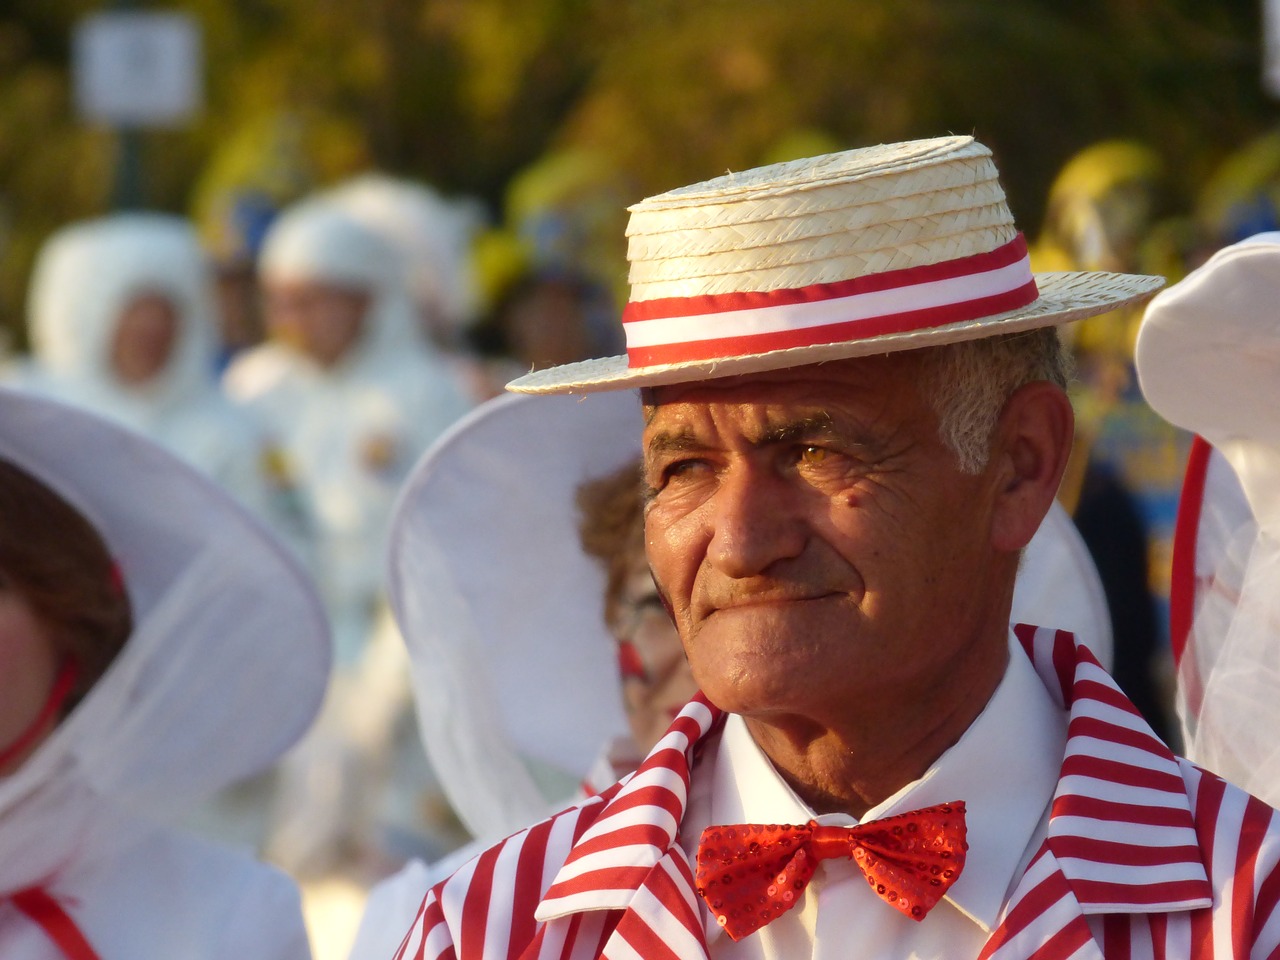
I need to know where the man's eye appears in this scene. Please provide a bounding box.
[645,459,696,498]
[663,458,705,481]
[799,445,828,465]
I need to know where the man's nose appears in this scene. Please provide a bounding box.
[706,464,806,578]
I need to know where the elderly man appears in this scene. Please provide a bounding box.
[392,137,1280,960]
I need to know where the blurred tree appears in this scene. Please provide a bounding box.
[0,0,111,349]
[0,0,1274,347]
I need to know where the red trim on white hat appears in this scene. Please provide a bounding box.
[11,887,101,960]
[1169,435,1212,672]
[622,234,1039,367]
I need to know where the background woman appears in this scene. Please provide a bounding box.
[0,386,330,958]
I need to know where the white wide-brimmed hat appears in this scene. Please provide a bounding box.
[0,387,330,833]
[387,389,1111,840]
[1137,232,1280,527]
[1136,232,1280,809]
[387,391,637,839]
[509,135,1165,395]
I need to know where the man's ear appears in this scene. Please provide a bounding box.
[989,381,1075,552]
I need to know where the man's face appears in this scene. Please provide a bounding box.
[110,293,178,385]
[262,279,370,369]
[642,353,1013,725]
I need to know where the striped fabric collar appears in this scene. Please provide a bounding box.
[536,625,1211,921]
[1018,623,1212,914]
[536,696,723,920]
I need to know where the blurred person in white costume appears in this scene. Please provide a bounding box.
[225,198,471,878]
[226,197,470,661]
[1136,231,1280,807]
[320,174,483,352]
[321,172,496,406]
[0,386,329,959]
[346,387,1112,960]
[10,213,310,556]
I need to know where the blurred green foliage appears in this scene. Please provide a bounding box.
[0,0,1274,347]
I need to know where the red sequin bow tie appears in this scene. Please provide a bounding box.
[694,800,967,941]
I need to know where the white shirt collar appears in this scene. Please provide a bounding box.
[698,629,1068,934]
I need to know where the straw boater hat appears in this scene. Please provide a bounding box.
[508,135,1165,394]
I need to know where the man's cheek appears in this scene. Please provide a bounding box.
[653,579,678,627]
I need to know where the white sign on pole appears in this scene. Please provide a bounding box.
[1266,0,1280,99]
[73,11,202,127]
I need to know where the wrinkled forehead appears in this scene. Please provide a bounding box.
[638,354,938,461]
[641,353,928,420]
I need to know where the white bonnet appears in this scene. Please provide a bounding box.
[1136,231,1280,452]
[27,212,217,388]
[321,173,481,327]
[258,197,402,294]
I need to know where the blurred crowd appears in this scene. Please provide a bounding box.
[0,142,635,957]
[5,125,1280,957]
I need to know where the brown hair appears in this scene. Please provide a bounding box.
[575,458,645,630]
[0,459,132,709]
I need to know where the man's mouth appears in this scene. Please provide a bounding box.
[706,591,839,615]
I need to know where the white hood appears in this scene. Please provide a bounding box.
[0,387,330,894]
[257,197,425,376]
[26,213,223,422]
[320,172,481,330]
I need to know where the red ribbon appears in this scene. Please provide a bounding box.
[695,800,967,941]
[10,888,101,960]
[0,659,77,772]
[622,234,1038,367]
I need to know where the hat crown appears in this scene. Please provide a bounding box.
[625,136,1015,301]
[631,135,987,208]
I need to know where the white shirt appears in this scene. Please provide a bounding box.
[0,821,310,959]
[680,630,1069,960]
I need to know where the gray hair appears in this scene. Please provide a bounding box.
[921,327,1072,474]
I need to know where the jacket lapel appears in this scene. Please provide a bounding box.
[979,842,1103,960]
[980,625,1215,960]
[533,695,723,958]
[1013,624,1212,915]
[603,850,710,960]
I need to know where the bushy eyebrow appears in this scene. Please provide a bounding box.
[757,413,836,447]
[644,412,838,460]
[644,428,704,460]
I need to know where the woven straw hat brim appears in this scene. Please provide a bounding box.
[507,270,1165,394]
